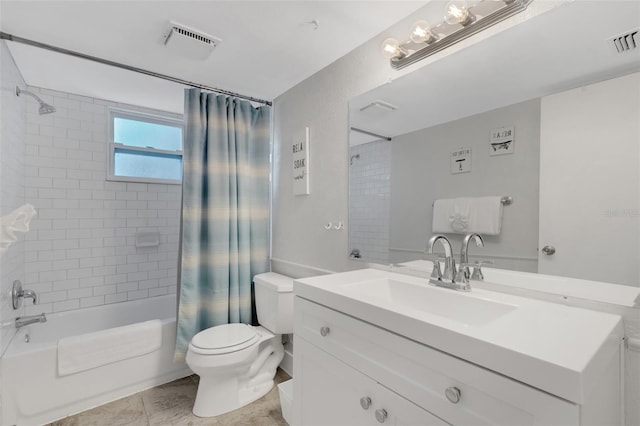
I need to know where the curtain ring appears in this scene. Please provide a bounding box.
[334,221,344,230]
[324,222,332,230]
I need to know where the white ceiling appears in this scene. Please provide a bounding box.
[350,0,640,141]
[0,0,428,113]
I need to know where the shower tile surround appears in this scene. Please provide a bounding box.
[348,140,390,264]
[1,41,27,422]
[21,86,182,315]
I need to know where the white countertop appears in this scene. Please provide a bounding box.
[294,268,624,404]
[397,259,640,307]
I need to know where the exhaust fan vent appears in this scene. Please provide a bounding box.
[610,29,638,53]
[164,22,221,60]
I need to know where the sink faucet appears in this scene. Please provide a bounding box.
[15,313,47,329]
[427,234,467,290]
[459,233,484,282]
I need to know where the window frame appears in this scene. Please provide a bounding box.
[107,108,184,185]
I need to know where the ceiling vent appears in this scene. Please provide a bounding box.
[164,22,221,60]
[610,29,638,53]
[359,100,398,113]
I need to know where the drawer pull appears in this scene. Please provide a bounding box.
[375,408,388,423]
[320,326,330,336]
[445,386,461,404]
[360,396,372,410]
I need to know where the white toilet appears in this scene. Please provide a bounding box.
[186,272,294,418]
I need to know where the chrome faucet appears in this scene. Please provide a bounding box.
[459,233,484,282]
[426,234,467,290]
[15,313,47,329]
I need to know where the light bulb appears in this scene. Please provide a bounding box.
[409,20,436,44]
[444,0,473,26]
[381,38,403,59]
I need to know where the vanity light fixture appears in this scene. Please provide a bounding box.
[383,0,532,69]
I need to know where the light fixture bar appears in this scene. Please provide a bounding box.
[390,0,533,70]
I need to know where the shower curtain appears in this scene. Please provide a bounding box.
[175,89,271,360]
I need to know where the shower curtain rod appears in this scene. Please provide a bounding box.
[0,32,272,106]
[350,127,392,141]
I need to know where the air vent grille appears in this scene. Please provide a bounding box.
[611,29,638,53]
[169,26,216,47]
[163,22,220,60]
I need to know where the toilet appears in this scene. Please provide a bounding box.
[186,272,294,418]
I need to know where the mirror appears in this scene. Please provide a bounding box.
[348,1,640,287]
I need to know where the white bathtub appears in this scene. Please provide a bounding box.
[1,295,192,426]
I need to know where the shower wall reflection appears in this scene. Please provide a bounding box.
[348,139,390,264]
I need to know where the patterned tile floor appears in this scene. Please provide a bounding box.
[49,369,291,426]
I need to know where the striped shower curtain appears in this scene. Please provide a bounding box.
[175,89,271,360]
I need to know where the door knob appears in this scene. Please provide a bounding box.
[541,245,556,255]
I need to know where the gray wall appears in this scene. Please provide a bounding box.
[389,99,540,271]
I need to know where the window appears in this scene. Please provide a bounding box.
[108,109,183,184]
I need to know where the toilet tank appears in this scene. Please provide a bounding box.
[254,272,294,334]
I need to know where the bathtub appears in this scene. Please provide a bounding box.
[1,295,192,426]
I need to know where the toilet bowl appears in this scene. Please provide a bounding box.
[186,272,294,417]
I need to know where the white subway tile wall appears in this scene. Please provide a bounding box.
[1,42,28,421]
[348,140,390,264]
[23,86,182,316]
[1,42,27,356]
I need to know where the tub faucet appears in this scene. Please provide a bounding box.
[15,313,47,329]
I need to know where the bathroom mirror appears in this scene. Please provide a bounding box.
[348,1,640,288]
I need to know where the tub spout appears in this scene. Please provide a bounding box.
[15,313,47,329]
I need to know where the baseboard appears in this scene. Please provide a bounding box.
[280,347,293,377]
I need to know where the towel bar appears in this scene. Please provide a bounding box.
[432,196,513,207]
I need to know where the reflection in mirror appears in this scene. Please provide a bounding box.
[348,1,639,287]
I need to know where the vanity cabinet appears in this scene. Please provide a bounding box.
[293,296,581,426]
[296,337,447,425]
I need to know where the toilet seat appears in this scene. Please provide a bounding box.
[190,323,260,355]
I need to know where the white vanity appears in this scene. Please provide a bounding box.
[292,268,624,425]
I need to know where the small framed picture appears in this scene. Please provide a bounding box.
[489,126,515,156]
[450,147,472,174]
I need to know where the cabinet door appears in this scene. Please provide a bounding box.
[294,338,374,425]
[372,383,449,426]
[294,337,447,426]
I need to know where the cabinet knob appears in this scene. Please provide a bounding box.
[375,408,388,423]
[360,396,372,410]
[445,386,461,404]
[320,326,330,336]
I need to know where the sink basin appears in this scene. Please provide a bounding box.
[339,278,517,326]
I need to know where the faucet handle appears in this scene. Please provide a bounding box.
[425,255,443,280]
[468,260,493,281]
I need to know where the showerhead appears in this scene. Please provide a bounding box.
[16,86,56,115]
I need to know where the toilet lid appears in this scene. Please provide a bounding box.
[191,323,259,352]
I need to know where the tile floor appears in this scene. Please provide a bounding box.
[49,369,291,426]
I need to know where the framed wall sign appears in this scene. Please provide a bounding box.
[490,126,515,156]
[450,147,472,174]
[293,127,310,195]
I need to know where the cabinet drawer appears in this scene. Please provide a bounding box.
[294,296,579,426]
